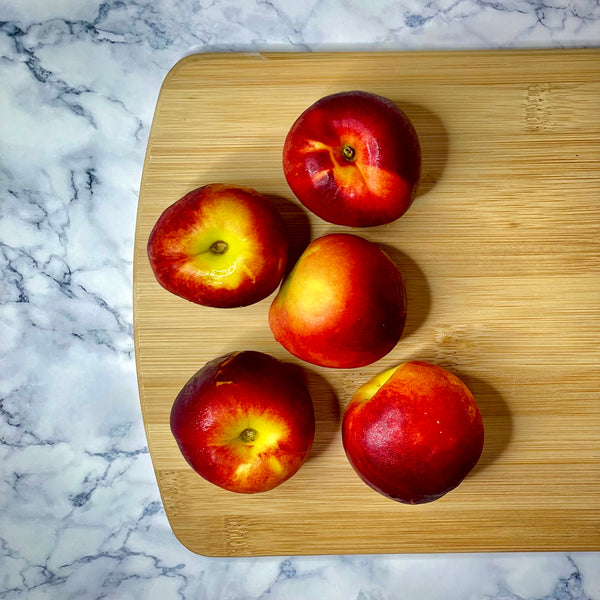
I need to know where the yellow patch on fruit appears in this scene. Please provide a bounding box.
[303,139,330,152]
[359,164,406,197]
[277,245,340,321]
[234,463,252,479]
[294,276,337,318]
[238,262,256,284]
[354,364,403,403]
[268,456,284,475]
[181,194,263,290]
[302,138,403,201]
[220,411,290,481]
[332,161,366,191]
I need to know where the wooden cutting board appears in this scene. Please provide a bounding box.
[133,49,600,557]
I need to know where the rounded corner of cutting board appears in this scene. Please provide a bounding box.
[161,52,197,85]
[159,51,275,89]
[163,511,217,558]
[155,52,213,102]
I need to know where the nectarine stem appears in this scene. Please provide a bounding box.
[342,145,356,161]
[240,428,257,443]
[210,240,229,254]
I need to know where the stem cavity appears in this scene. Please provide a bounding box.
[210,240,229,255]
[342,145,356,161]
[240,428,257,443]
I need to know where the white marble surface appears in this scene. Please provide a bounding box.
[1,1,599,598]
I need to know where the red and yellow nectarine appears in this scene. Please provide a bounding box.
[147,184,288,308]
[269,233,406,368]
[170,351,315,494]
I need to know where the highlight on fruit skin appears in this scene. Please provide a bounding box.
[147,183,289,308]
[170,350,316,494]
[282,90,422,227]
[342,360,484,504]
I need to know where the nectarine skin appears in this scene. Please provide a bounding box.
[147,184,288,308]
[283,90,421,227]
[342,361,484,504]
[269,233,406,368]
[170,351,315,494]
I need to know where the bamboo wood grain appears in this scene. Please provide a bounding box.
[133,49,600,557]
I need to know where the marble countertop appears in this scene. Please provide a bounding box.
[1,1,599,598]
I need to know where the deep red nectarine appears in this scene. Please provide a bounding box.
[283,90,421,227]
[342,361,484,504]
